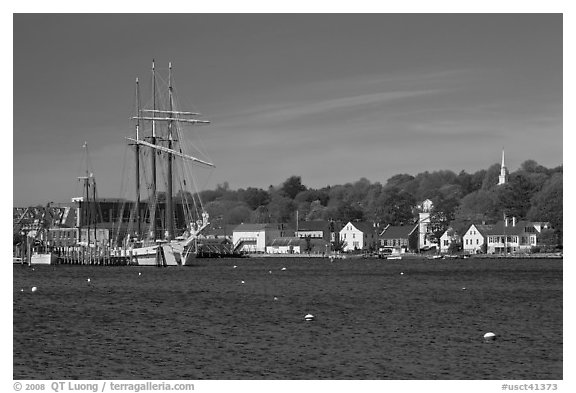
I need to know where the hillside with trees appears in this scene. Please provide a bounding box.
[197,160,563,247]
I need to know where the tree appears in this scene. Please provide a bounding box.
[240,187,270,210]
[427,196,459,252]
[371,188,416,225]
[528,173,562,246]
[306,200,326,221]
[495,172,541,219]
[281,176,307,199]
[537,228,559,252]
[267,192,297,223]
[481,163,501,190]
[385,174,415,190]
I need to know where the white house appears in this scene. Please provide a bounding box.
[232,223,282,253]
[439,228,460,253]
[295,220,331,242]
[485,217,539,254]
[462,223,493,254]
[339,221,379,252]
[266,237,302,254]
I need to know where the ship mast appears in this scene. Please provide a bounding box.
[135,77,141,239]
[129,61,215,242]
[150,59,158,240]
[166,62,174,240]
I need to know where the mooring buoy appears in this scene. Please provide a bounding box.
[483,332,496,341]
[31,286,37,292]
[304,313,315,321]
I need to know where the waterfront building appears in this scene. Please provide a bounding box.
[462,223,493,254]
[416,199,436,251]
[379,224,419,254]
[485,217,539,254]
[439,227,461,253]
[232,223,283,253]
[339,221,379,252]
[295,220,331,242]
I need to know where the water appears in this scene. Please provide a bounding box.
[13,258,562,379]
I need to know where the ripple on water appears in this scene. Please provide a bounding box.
[13,258,562,379]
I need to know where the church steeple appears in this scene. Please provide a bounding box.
[498,148,508,185]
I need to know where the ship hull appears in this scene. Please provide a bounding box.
[30,253,58,265]
[130,244,183,266]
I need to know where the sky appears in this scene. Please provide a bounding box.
[12,13,563,207]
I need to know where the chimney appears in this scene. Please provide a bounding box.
[512,217,516,227]
[504,217,508,227]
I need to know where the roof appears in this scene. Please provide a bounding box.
[468,223,494,236]
[270,237,304,247]
[296,220,330,232]
[380,224,418,239]
[342,221,379,234]
[233,223,281,232]
[485,220,537,236]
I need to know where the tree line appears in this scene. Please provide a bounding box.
[197,159,562,247]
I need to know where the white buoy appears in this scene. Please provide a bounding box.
[233,265,237,269]
[269,270,272,274]
[87,278,91,283]
[304,313,315,321]
[20,288,24,292]
[462,287,467,290]
[273,296,278,301]
[138,272,141,276]
[281,267,287,271]
[31,286,37,292]
[483,332,497,341]
[400,272,404,275]
[241,280,245,284]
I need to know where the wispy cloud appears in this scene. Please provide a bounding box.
[254,89,441,123]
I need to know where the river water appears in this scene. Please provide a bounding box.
[13,258,562,379]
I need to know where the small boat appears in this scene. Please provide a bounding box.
[387,255,402,260]
[30,252,58,265]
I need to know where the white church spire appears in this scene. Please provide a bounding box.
[498,148,507,185]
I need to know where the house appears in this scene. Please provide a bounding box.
[485,217,539,254]
[295,220,331,242]
[339,221,379,252]
[439,227,461,253]
[379,224,419,254]
[198,225,235,241]
[266,237,303,254]
[232,223,282,253]
[462,223,493,254]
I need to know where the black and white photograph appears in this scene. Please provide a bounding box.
[10,6,567,391]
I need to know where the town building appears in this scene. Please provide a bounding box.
[339,221,379,252]
[266,237,303,254]
[295,220,331,242]
[439,228,461,253]
[416,199,436,251]
[485,217,539,254]
[462,223,493,254]
[232,223,283,253]
[379,224,419,254]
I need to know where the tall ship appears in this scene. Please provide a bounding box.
[117,60,215,266]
